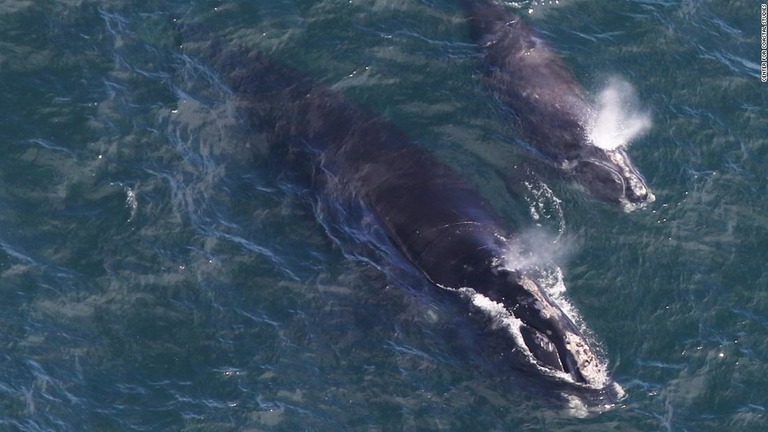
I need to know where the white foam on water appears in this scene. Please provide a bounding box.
[523,179,566,241]
[564,381,627,417]
[125,186,138,222]
[588,77,652,151]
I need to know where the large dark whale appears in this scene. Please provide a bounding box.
[462,0,653,209]
[192,43,620,400]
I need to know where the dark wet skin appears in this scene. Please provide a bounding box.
[461,0,653,208]
[201,47,607,388]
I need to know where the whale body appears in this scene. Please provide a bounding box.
[462,0,654,209]
[194,44,619,398]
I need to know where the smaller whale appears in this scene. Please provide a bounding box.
[462,0,654,209]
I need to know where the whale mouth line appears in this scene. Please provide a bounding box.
[582,158,624,180]
[585,158,627,187]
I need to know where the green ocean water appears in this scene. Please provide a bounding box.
[0,0,766,430]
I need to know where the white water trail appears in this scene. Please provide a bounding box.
[588,77,652,151]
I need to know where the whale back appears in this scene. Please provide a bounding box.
[463,0,591,161]
[206,48,507,285]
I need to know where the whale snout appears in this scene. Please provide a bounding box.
[512,284,597,386]
[520,320,587,384]
[574,148,654,210]
[468,272,609,388]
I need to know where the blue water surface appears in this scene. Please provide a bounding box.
[0,0,766,430]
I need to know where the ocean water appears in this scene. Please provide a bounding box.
[1,0,766,430]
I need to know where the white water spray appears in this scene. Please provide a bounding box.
[588,77,652,151]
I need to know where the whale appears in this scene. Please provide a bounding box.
[191,43,619,399]
[461,0,654,209]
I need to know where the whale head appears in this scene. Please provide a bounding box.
[571,146,654,210]
[460,268,611,390]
